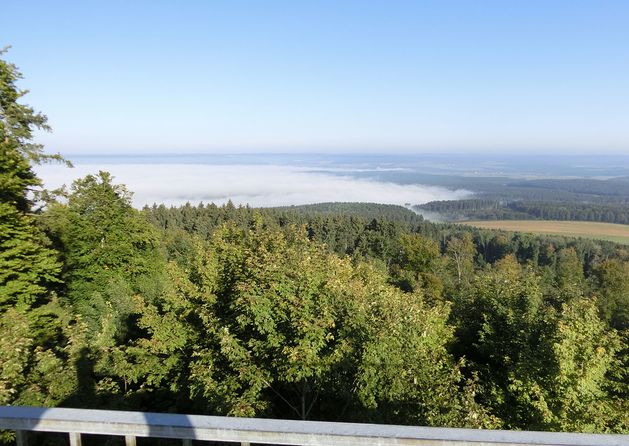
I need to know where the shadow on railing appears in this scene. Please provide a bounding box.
[0,405,626,446]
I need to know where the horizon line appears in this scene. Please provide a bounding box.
[56,151,629,157]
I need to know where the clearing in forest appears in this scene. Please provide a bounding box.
[460,220,629,245]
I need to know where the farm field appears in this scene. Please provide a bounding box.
[460,220,629,245]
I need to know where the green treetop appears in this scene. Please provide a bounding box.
[0,49,80,425]
[0,47,63,311]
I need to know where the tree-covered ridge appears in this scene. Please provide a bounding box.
[416,199,629,225]
[1,52,628,444]
[271,202,424,225]
[509,178,629,199]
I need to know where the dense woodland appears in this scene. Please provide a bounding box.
[1,53,629,444]
[417,199,629,224]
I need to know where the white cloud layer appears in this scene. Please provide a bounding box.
[35,163,470,208]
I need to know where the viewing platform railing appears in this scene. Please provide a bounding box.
[0,406,626,446]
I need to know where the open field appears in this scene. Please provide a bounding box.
[459,220,629,245]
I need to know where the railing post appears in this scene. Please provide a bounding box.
[15,430,27,446]
[182,440,192,446]
[125,435,137,446]
[69,432,82,446]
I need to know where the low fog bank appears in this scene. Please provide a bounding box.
[410,209,449,223]
[36,163,471,208]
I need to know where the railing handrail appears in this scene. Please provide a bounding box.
[0,406,626,446]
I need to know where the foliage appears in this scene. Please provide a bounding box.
[0,49,63,311]
[0,202,61,310]
[118,223,492,425]
[592,259,629,331]
[451,256,626,432]
[0,51,77,446]
[44,171,162,336]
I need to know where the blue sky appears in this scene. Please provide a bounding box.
[3,1,629,154]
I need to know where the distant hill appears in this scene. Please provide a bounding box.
[270,202,423,225]
[506,178,629,198]
[415,199,629,225]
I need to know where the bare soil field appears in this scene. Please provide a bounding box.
[460,220,629,245]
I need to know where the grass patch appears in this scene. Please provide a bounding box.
[459,220,629,245]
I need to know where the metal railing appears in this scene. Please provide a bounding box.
[0,406,626,446]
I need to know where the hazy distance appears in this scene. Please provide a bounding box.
[35,153,629,208]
